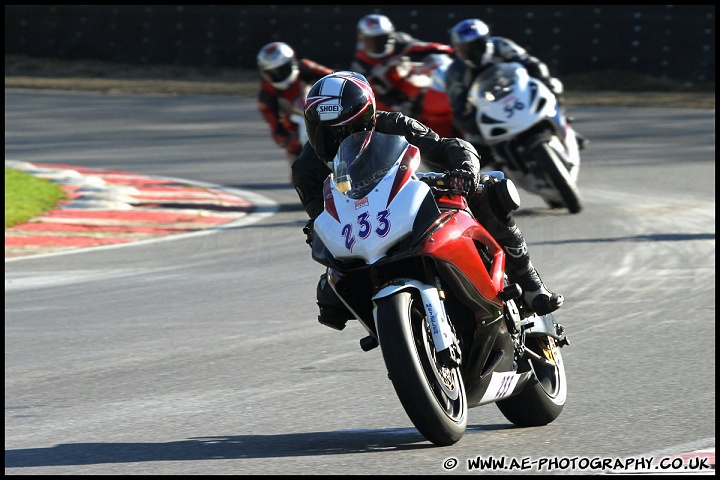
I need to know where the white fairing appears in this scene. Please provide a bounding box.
[468,62,582,204]
[313,157,431,264]
[312,131,457,355]
[469,62,558,143]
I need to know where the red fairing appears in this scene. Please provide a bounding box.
[387,144,420,206]
[419,211,505,305]
[436,194,467,210]
[420,87,455,138]
[402,41,454,57]
[323,176,339,222]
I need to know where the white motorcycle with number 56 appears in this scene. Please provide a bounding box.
[467,62,583,214]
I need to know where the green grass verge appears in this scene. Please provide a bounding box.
[5,166,66,229]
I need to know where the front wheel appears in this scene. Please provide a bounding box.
[375,291,467,446]
[534,142,583,214]
[496,335,567,426]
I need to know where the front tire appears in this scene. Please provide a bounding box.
[376,291,467,446]
[534,142,583,214]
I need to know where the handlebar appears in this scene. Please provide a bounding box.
[417,172,475,197]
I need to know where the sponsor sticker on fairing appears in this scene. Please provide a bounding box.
[354,198,369,210]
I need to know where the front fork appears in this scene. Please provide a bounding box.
[373,277,462,368]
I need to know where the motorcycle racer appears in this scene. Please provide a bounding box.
[257,42,334,172]
[350,14,455,118]
[292,71,564,331]
[444,18,588,165]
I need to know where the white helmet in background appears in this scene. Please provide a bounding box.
[257,41,300,90]
[356,14,396,59]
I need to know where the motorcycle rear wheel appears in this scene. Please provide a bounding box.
[495,334,567,426]
[534,142,583,214]
[376,291,467,446]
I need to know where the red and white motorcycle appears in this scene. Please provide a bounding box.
[310,130,569,446]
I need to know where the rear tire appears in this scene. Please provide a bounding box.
[496,335,567,426]
[376,291,467,446]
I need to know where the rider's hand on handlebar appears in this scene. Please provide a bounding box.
[447,169,477,197]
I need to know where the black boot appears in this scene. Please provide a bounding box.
[566,117,589,150]
[511,260,564,315]
[575,131,589,150]
[316,272,354,331]
[492,224,564,316]
[468,182,563,316]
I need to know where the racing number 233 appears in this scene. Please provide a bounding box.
[342,209,391,252]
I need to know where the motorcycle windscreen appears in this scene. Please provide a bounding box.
[333,131,409,200]
[471,62,527,103]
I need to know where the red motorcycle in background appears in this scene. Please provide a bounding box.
[368,53,457,138]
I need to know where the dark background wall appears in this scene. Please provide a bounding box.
[5,5,715,84]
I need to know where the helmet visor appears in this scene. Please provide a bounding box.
[458,38,487,65]
[310,124,358,161]
[360,34,390,55]
[264,62,294,84]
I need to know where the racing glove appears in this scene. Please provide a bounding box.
[447,169,477,197]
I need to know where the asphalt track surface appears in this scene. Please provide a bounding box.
[4,89,715,475]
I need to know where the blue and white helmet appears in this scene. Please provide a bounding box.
[449,19,493,69]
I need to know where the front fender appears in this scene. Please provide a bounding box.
[373,278,454,352]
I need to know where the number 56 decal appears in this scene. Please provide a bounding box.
[342,209,391,252]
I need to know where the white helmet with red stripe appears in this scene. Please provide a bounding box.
[257,41,299,90]
[356,14,396,59]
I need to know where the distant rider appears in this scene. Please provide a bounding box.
[350,13,455,118]
[444,18,588,165]
[292,71,564,331]
[257,41,334,172]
